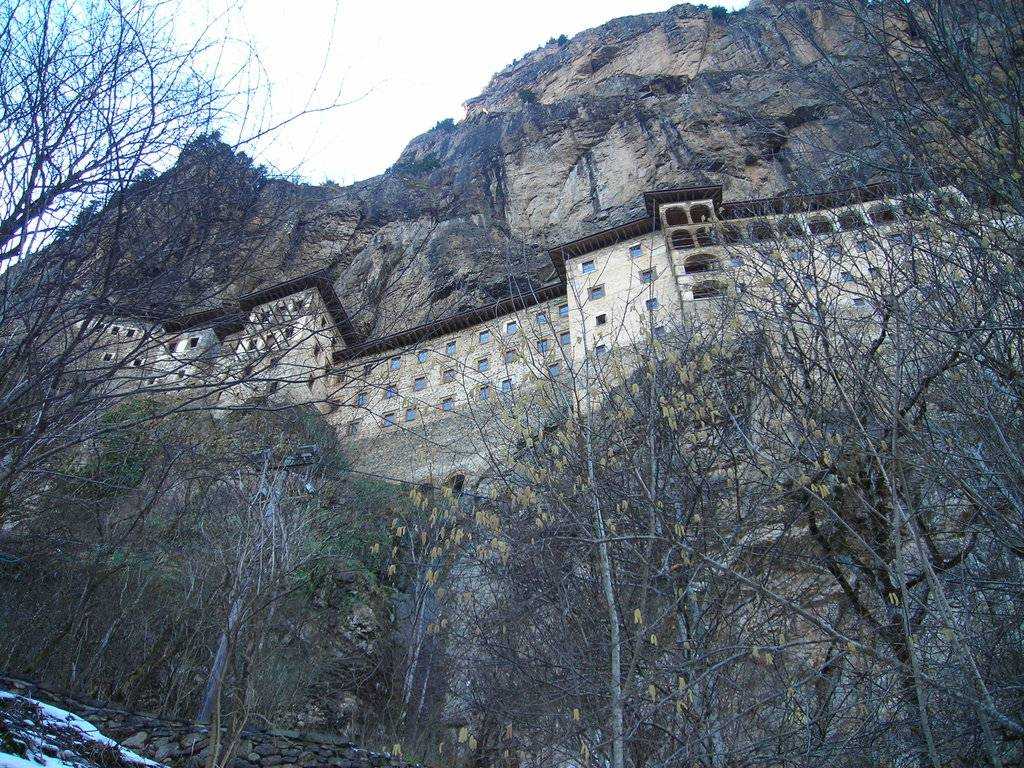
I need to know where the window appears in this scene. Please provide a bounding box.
[442,369,455,383]
[125,329,135,338]
[654,326,667,338]
[779,218,805,238]
[501,378,512,393]
[504,349,516,363]
[390,356,401,370]
[189,337,199,348]
[536,312,548,325]
[856,240,872,253]
[841,271,854,283]
[791,249,808,261]
[838,211,866,231]
[405,408,417,423]
[808,217,834,235]
[868,266,882,279]
[692,280,727,300]
[646,297,659,311]
[589,285,605,300]
[417,350,428,363]
[103,353,113,362]
[111,326,121,335]
[730,256,744,267]
[558,303,569,318]
[445,340,457,355]
[414,376,427,392]
[505,320,518,335]
[595,313,607,326]
[347,421,360,436]
[477,357,490,373]
[383,413,395,427]
[684,253,719,274]
[355,391,368,406]
[629,244,642,259]
[131,358,142,367]
[594,344,608,357]
[560,331,571,346]
[582,260,596,274]
[671,231,695,251]
[853,297,867,307]
[640,268,655,284]
[547,362,561,377]
[749,222,774,242]
[479,384,490,401]
[537,339,550,353]
[442,397,454,412]
[384,386,397,399]
[801,275,815,287]
[479,329,492,344]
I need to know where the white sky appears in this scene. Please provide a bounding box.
[200,0,748,185]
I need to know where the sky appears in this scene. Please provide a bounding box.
[196,0,748,186]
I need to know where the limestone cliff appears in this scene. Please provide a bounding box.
[114,1,897,337]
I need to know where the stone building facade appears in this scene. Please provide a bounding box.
[93,182,968,487]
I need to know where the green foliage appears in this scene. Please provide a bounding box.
[519,88,538,104]
[76,398,163,499]
[391,153,440,176]
[432,118,454,132]
[710,5,729,21]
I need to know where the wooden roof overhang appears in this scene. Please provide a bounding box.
[720,182,895,220]
[332,281,567,365]
[642,185,724,217]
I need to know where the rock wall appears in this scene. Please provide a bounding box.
[1,677,417,768]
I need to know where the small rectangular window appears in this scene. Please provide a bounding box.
[868,266,882,279]
[390,356,401,370]
[355,392,368,406]
[629,244,642,259]
[595,313,607,326]
[560,331,571,346]
[856,241,872,253]
[582,260,596,274]
[501,378,512,393]
[558,303,569,318]
[654,326,667,338]
[853,297,867,307]
[505,320,518,335]
[190,337,199,348]
[504,350,516,363]
[646,297,659,311]
[383,413,395,427]
[103,353,113,361]
[590,285,605,300]
[595,344,608,357]
[442,397,454,412]
[547,362,561,377]
[536,312,548,325]
[791,249,807,261]
[640,268,655,284]
[405,408,416,422]
[125,329,135,338]
[445,340,456,355]
[730,256,744,267]
[478,384,491,401]
[414,376,426,391]
[537,339,550,353]
[479,330,492,344]
[477,357,489,373]
[417,350,428,363]
[384,386,397,399]
[442,369,455,383]
[346,421,360,436]
[841,271,853,283]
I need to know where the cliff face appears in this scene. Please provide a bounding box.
[147,1,886,336]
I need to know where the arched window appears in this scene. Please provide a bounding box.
[694,227,716,247]
[671,230,696,251]
[868,204,897,225]
[837,210,866,231]
[446,474,466,496]
[690,203,713,223]
[749,221,775,242]
[779,218,805,238]
[684,252,720,274]
[719,224,742,244]
[807,217,834,235]
[692,280,727,300]
[665,207,688,227]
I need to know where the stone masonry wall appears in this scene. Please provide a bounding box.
[1,676,420,768]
